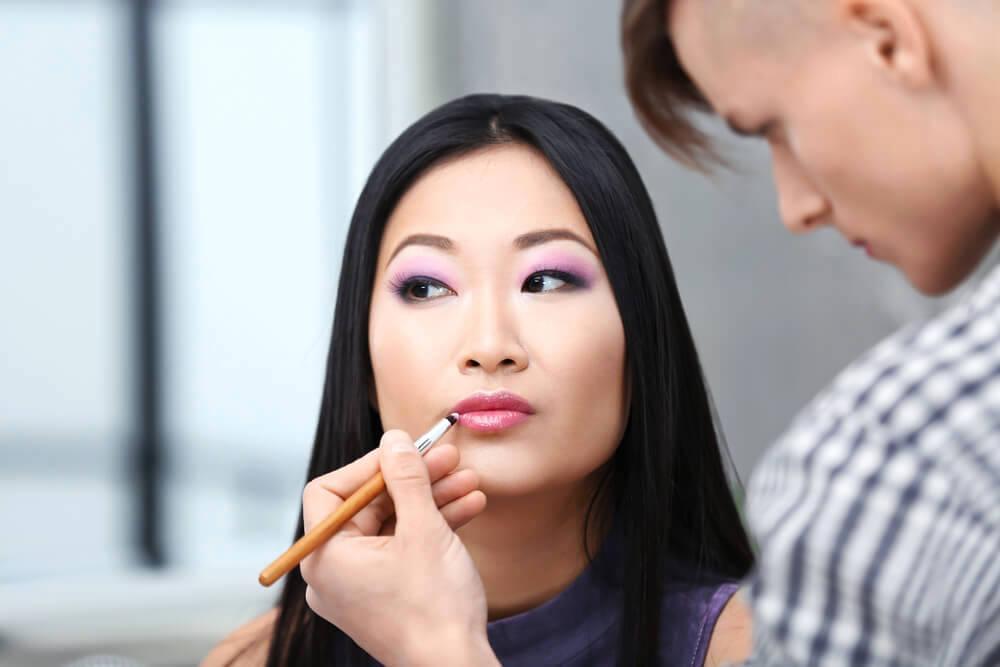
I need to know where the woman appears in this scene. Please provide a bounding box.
[208,94,755,666]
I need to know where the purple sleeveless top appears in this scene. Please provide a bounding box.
[365,524,739,666]
[484,526,739,666]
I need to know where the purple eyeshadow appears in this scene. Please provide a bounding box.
[386,258,456,290]
[520,251,597,287]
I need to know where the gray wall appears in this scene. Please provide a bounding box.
[442,0,944,478]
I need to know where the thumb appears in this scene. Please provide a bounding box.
[379,429,442,533]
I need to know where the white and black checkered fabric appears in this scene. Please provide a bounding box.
[741,266,1000,667]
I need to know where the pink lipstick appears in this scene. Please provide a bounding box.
[452,391,535,433]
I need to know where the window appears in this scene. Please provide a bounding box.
[0,0,445,659]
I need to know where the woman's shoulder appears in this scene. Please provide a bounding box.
[656,576,751,667]
[200,608,278,667]
[703,587,752,667]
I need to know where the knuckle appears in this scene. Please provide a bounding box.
[382,428,412,442]
[301,479,320,506]
[304,585,320,614]
[392,459,428,485]
[299,555,316,585]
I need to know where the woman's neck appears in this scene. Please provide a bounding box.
[457,475,612,621]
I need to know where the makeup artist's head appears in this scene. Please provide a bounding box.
[269,94,753,665]
[623,0,1000,295]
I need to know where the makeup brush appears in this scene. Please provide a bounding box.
[258,413,459,587]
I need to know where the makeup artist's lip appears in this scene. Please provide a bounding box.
[452,391,535,433]
[851,238,874,258]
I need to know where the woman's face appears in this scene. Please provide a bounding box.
[368,144,628,497]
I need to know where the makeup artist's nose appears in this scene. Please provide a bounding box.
[458,297,528,375]
[770,142,831,234]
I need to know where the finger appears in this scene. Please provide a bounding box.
[439,490,487,531]
[302,448,383,534]
[368,443,459,513]
[379,430,439,537]
[423,442,461,480]
[306,440,463,537]
[375,465,477,537]
[360,443,462,533]
[310,448,382,499]
[430,468,479,510]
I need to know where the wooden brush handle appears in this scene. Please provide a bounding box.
[258,471,387,587]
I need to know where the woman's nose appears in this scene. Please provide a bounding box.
[462,353,527,374]
[457,296,529,375]
[770,143,831,235]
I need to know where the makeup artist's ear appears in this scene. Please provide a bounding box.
[837,0,935,88]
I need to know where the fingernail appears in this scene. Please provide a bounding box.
[391,436,414,453]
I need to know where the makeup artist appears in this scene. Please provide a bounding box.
[208,1,1000,665]
[623,1,1000,664]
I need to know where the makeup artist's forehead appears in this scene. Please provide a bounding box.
[379,144,595,261]
[670,0,779,121]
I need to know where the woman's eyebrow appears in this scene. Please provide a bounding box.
[514,228,597,255]
[388,233,454,261]
[387,228,596,262]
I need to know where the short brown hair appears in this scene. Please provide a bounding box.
[621,0,719,169]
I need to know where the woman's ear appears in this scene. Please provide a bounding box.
[837,0,935,89]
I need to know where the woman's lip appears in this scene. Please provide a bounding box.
[458,410,530,432]
[452,391,535,433]
[452,391,535,415]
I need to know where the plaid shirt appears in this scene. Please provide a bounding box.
[742,264,1000,667]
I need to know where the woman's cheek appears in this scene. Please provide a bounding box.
[535,297,624,383]
[529,297,626,438]
[369,303,419,422]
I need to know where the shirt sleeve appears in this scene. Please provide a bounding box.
[741,365,1000,667]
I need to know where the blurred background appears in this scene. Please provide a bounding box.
[0,0,954,665]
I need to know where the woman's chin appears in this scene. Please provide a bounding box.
[456,444,597,500]
[455,443,540,495]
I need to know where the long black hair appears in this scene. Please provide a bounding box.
[265,94,754,666]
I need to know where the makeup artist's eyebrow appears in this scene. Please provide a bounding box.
[514,228,597,255]
[388,233,455,261]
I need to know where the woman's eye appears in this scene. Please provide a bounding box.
[398,278,453,302]
[522,271,579,293]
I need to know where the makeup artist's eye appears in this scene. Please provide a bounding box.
[522,270,584,294]
[393,277,454,303]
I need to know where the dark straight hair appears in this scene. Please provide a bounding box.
[264,94,754,666]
